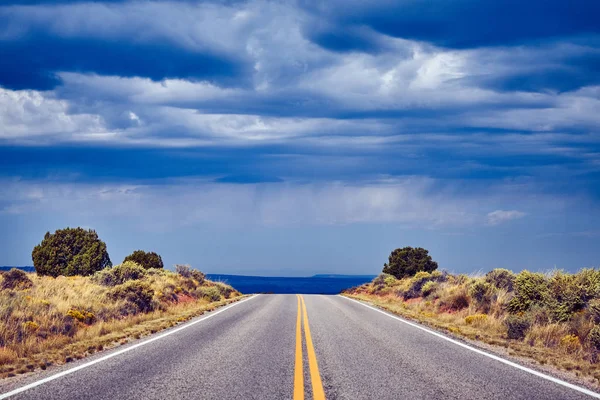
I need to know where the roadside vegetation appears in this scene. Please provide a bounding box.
[344,247,600,386]
[0,228,241,379]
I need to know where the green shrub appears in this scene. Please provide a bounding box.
[175,264,205,284]
[485,268,516,291]
[421,281,438,297]
[588,325,600,351]
[588,299,600,324]
[402,271,433,299]
[109,281,155,313]
[373,273,394,286]
[507,271,549,313]
[573,268,600,302]
[546,271,586,322]
[430,270,448,283]
[215,283,235,299]
[382,247,438,279]
[469,280,492,304]
[123,250,163,270]
[196,286,221,302]
[32,227,111,276]
[1,268,33,290]
[93,269,117,286]
[384,275,397,286]
[92,261,146,286]
[505,314,531,340]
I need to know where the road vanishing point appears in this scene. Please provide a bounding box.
[1,294,599,400]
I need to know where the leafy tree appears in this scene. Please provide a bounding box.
[123,250,163,270]
[382,247,438,279]
[32,228,112,277]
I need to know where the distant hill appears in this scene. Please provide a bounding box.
[0,266,35,272]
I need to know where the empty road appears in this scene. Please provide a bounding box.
[1,294,598,399]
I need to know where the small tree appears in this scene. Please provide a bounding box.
[382,247,438,279]
[123,250,163,270]
[32,227,112,277]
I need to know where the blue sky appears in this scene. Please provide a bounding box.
[1,0,599,276]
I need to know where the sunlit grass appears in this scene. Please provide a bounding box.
[0,269,241,378]
[344,268,600,387]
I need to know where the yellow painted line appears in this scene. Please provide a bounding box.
[294,295,304,400]
[300,295,326,400]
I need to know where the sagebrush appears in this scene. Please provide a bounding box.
[345,267,600,383]
[0,267,240,377]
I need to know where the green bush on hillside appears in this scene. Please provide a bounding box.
[404,271,433,299]
[507,271,549,313]
[109,281,155,314]
[588,325,600,351]
[469,280,492,304]
[371,273,395,295]
[394,270,447,299]
[196,286,221,302]
[1,268,33,290]
[92,261,147,287]
[382,247,438,279]
[588,299,600,324]
[123,250,163,270]
[574,268,600,302]
[175,264,205,284]
[485,268,516,292]
[215,282,235,299]
[32,227,111,277]
[373,273,394,285]
[546,271,586,322]
[421,281,438,297]
[505,314,531,340]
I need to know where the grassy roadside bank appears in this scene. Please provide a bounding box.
[0,264,241,379]
[343,269,600,387]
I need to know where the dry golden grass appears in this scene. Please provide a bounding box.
[0,268,241,378]
[344,270,600,387]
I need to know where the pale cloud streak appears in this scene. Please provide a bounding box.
[487,210,527,226]
[0,178,569,232]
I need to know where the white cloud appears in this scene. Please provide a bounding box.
[0,84,392,146]
[463,91,600,132]
[1,0,598,166]
[0,88,106,142]
[57,73,243,104]
[486,210,526,225]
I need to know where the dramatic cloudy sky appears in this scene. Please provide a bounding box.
[1,0,599,275]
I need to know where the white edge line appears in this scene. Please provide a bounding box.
[0,294,260,399]
[339,295,600,399]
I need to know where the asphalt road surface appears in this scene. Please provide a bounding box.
[1,294,599,400]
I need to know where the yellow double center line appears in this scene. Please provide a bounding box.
[294,295,325,400]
